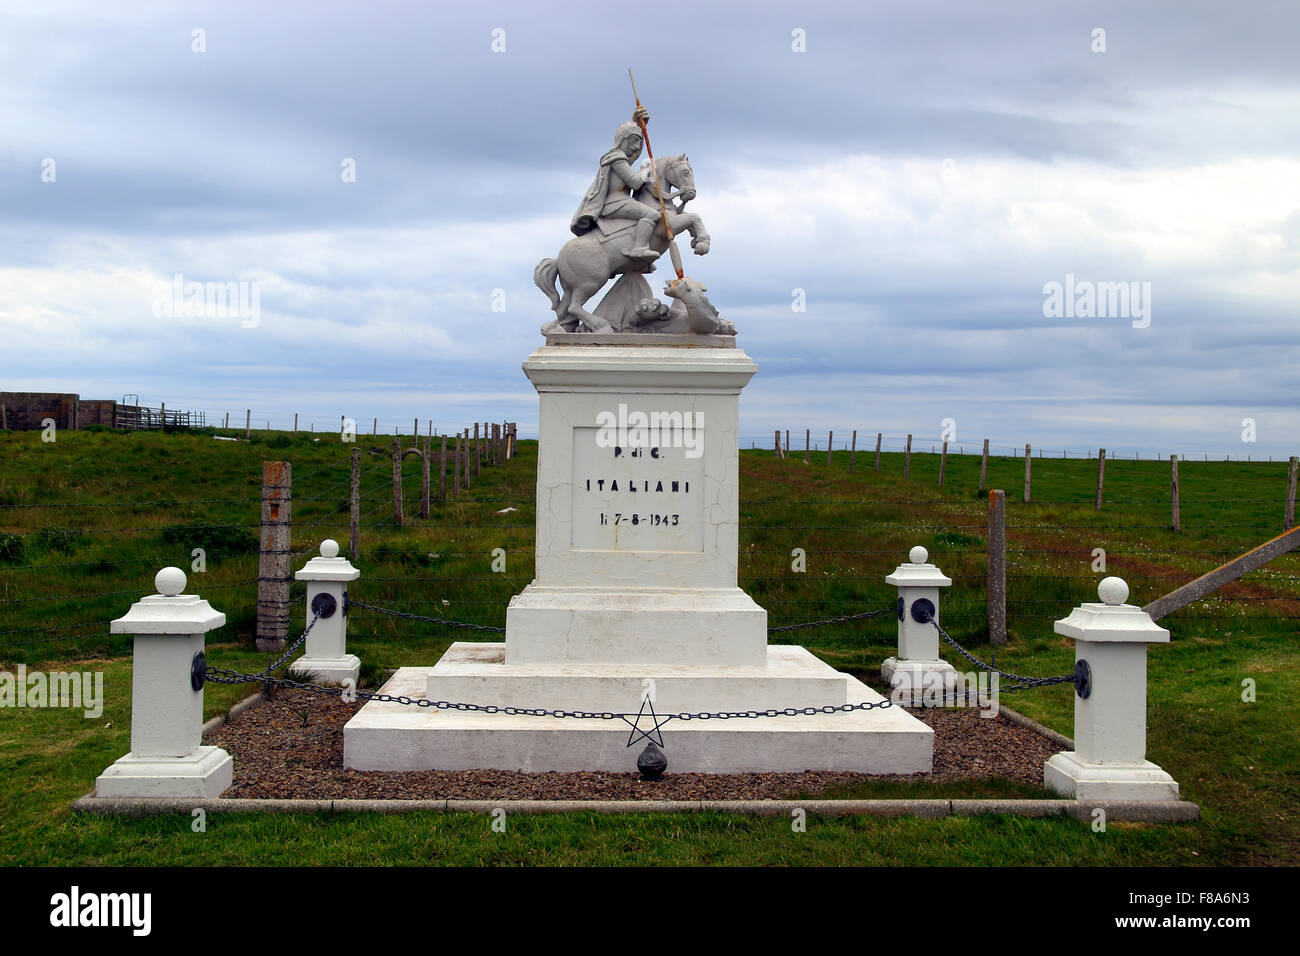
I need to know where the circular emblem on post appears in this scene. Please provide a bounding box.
[311,592,338,619]
[191,650,206,691]
[909,597,935,624]
[1074,659,1092,699]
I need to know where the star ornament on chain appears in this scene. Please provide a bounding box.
[622,692,672,749]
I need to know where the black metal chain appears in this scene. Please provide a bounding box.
[345,598,896,637]
[197,665,897,731]
[260,610,322,675]
[768,605,895,634]
[345,599,506,634]
[916,611,1079,692]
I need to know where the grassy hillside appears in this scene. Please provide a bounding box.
[0,426,1296,865]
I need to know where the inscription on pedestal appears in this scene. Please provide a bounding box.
[571,426,705,552]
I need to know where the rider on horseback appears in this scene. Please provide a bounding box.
[569,106,662,262]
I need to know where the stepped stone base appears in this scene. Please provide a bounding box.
[94,746,233,799]
[505,585,767,667]
[1044,751,1180,802]
[344,650,933,774]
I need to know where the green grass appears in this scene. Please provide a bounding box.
[0,428,1296,865]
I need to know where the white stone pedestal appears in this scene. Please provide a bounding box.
[291,539,361,685]
[880,547,958,705]
[1043,577,1180,802]
[344,338,933,774]
[95,569,233,799]
[506,342,767,666]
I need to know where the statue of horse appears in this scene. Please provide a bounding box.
[534,154,712,333]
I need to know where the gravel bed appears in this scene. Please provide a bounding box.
[206,686,1062,801]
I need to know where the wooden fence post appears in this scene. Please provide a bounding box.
[1145,526,1300,620]
[988,488,1006,646]
[803,428,810,463]
[1170,455,1180,532]
[256,461,292,653]
[349,446,360,561]
[294,413,298,433]
[1023,444,1031,503]
[474,424,482,478]
[774,429,782,459]
[939,440,948,489]
[849,430,857,473]
[1286,456,1298,531]
[1095,448,1106,510]
[979,438,989,491]
[904,434,912,479]
[439,435,448,500]
[454,433,462,493]
[391,437,404,526]
[245,409,251,439]
[421,438,431,519]
[0,404,6,430]
[875,432,882,472]
[827,431,833,466]
[463,430,472,489]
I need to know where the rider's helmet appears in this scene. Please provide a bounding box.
[614,121,643,158]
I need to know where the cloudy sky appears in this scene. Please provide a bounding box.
[2,0,1297,457]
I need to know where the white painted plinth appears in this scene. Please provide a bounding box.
[290,653,361,685]
[426,643,846,711]
[294,540,361,685]
[506,585,766,666]
[345,666,932,774]
[1042,577,1179,802]
[882,547,955,704]
[94,570,234,799]
[343,340,935,775]
[95,746,233,799]
[881,658,960,706]
[510,344,763,668]
[1043,752,1179,802]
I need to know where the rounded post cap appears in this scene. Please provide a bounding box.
[1098,576,1129,606]
[155,566,186,596]
[321,538,340,558]
[909,545,928,564]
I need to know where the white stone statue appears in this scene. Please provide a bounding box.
[535,107,733,336]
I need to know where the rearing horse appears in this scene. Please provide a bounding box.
[535,154,712,333]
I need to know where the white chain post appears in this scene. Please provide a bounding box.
[1044,576,1180,801]
[94,567,233,798]
[881,545,956,705]
[291,538,361,684]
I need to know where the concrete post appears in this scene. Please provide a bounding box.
[881,546,956,705]
[94,568,233,798]
[291,539,361,685]
[1044,576,1180,802]
[255,460,291,653]
[987,490,1007,646]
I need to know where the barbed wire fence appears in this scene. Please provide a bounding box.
[0,421,516,660]
[2,429,1297,667]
